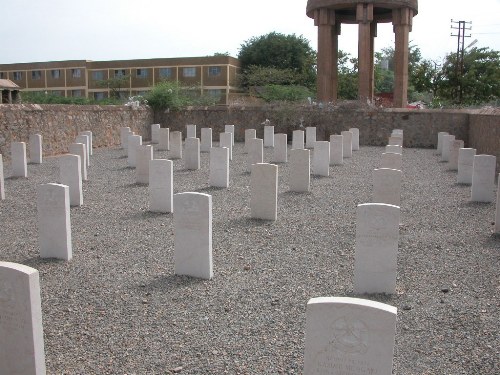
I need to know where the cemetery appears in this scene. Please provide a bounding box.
[0,119,498,374]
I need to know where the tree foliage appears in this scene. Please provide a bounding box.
[97,75,130,99]
[145,81,218,111]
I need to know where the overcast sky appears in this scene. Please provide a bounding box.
[1,0,499,65]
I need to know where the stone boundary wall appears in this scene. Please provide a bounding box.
[0,104,153,161]
[468,112,500,173]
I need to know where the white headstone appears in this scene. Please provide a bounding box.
[304,296,397,375]
[448,140,464,171]
[388,136,403,146]
[151,124,160,144]
[158,128,170,151]
[313,141,330,176]
[272,133,287,163]
[385,145,402,155]
[29,134,43,164]
[0,262,46,375]
[289,149,310,192]
[305,127,316,149]
[186,124,196,139]
[127,134,142,167]
[381,152,402,171]
[471,155,496,202]
[121,127,131,149]
[457,148,477,185]
[244,129,257,153]
[264,125,275,147]
[75,135,90,167]
[173,192,213,280]
[251,163,278,221]
[185,138,200,170]
[440,134,455,162]
[248,138,264,172]
[341,131,353,158]
[329,135,343,165]
[80,130,93,156]
[0,154,5,200]
[292,130,305,150]
[69,143,87,181]
[220,132,233,161]
[170,131,182,159]
[59,154,83,207]
[495,173,500,233]
[349,128,360,151]
[201,128,213,153]
[136,145,153,184]
[354,203,400,294]
[373,168,402,207]
[149,159,173,213]
[11,141,27,178]
[37,183,72,261]
[436,131,449,155]
[224,124,235,146]
[209,147,229,188]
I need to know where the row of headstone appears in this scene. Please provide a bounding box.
[0,154,4,200]
[9,134,43,178]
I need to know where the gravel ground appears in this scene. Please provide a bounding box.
[0,141,499,375]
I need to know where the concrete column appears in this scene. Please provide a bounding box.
[357,3,374,102]
[393,8,412,108]
[315,8,338,103]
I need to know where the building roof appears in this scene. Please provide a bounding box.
[0,79,20,90]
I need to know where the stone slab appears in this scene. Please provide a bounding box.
[304,296,397,375]
[170,131,182,159]
[75,135,90,167]
[471,155,496,202]
[289,149,310,192]
[151,124,160,144]
[201,128,212,153]
[251,163,278,221]
[120,127,131,149]
[248,138,263,172]
[330,135,343,165]
[313,141,330,176]
[185,138,200,170]
[264,125,274,147]
[244,129,256,153]
[149,159,173,213]
[59,154,83,207]
[136,145,153,184]
[440,135,455,162]
[495,174,500,233]
[341,131,353,158]
[80,131,93,156]
[349,127,360,151]
[68,143,87,181]
[186,124,196,139]
[220,132,233,161]
[385,145,402,155]
[272,133,287,163]
[373,168,402,207]
[224,124,235,146]
[0,261,46,375]
[209,147,229,188]
[381,152,402,171]
[436,131,449,155]
[0,154,4,200]
[11,141,27,178]
[127,134,142,168]
[292,130,304,150]
[354,203,400,294]
[158,128,170,151]
[388,136,403,146]
[37,183,72,261]
[448,140,464,171]
[173,192,213,280]
[457,148,476,185]
[29,134,43,164]
[305,127,316,149]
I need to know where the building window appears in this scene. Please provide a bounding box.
[183,67,196,77]
[207,89,222,98]
[0,72,4,79]
[51,70,61,79]
[72,69,82,78]
[159,68,172,78]
[115,69,126,77]
[136,69,148,79]
[208,66,221,77]
[13,72,23,80]
[94,92,105,100]
[92,71,104,80]
[51,90,63,96]
[31,71,42,80]
[72,90,82,97]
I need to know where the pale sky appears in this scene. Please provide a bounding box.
[1,0,499,65]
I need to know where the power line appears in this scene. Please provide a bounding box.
[450,20,472,104]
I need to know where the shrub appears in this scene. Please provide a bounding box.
[257,85,313,103]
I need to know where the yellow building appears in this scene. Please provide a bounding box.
[0,56,241,105]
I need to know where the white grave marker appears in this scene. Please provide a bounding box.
[136,145,153,184]
[436,131,449,155]
[209,147,229,188]
[457,148,476,184]
[220,132,233,161]
[185,138,200,170]
[272,133,287,163]
[244,129,256,153]
[385,145,402,155]
[349,127,360,151]
[341,131,353,158]
[127,134,142,168]
[11,141,27,178]
[248,138,264,172]
[289,149,310,192]
[59,154,83,207]
[151,124,160,144]
[69,143,87,181]
[264,125,275,147]
[0,262,46,375]
[388,136,403,146]
[158,128,170,151]
[354,203,400,294]
[448,139,464,171]
[329,135,343,165]
[75,135,90,167]
[29,134,43,164]
[0,154,5,200]
[313,141,330,176]
[292,130,305,150]
[304,296,397,375]
[201,128,213,152]
[373,168,402,207]
[224,124,235,146]
[170,131,182,159]
[251,163,278,221]
[381,152,402,171]
[37,183,72,261]
[471,155,496,202]
[80,130,93,155]
[173,192,213,280]
[121,127,131,149]
[495,173,500,233]
[305,127,316,148]
[149,159,173,213]
[440,134,455,162]
[186,124,196,139]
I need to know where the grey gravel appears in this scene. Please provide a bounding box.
[0,142,498,374]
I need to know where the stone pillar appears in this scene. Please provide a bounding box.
[357,3,374,102]
[314,8,338,103]
[393,7,412,108]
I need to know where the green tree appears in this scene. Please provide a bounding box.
[337,51,358,100]
[97,75,130,99]
[238,32,316,89]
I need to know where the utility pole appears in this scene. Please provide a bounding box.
[451,20,472,104]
